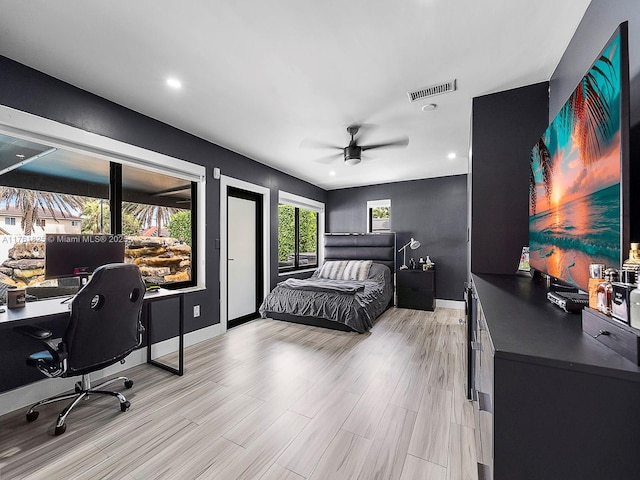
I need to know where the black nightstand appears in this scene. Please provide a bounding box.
[397,269,435,311]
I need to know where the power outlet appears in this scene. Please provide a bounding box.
[193,305,201,318]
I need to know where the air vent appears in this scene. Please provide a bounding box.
[407,79,456,103]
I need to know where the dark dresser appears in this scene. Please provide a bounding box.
[471,273,640,480]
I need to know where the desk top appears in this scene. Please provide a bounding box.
[0,288,181,329]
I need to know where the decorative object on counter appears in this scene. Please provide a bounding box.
[588,263,606,309]
[422,255,434,270]
[398,238,420,270]
[612,268,637,323]
[7,286,26,309]
[612,281,634,323]
[409,258,416,270]
[622,242,640,275]
[597,268,618,315]
[516,246,532,276]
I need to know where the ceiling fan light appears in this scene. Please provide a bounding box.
[344,145,361,165]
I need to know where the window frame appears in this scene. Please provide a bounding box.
[0,106,206,289]
[367,199,391,233]
[278,191,324,275]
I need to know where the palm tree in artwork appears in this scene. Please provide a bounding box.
[530,52,617,215]
[0,187,85,235]
[560,55,616,167]
[530,138,553,216]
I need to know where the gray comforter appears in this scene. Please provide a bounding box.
[259,262,392,333]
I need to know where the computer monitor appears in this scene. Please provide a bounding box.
[45,234,126,280]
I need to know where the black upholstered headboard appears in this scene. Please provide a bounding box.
[324,233,396,274]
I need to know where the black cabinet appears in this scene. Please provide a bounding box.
[472,274,640,480]
[396,269,435,311]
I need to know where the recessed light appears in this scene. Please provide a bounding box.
[447,152,457,160]
[166,78,182,90]
[16,154,25,159]
[329,171,336,176]
[421,103,437,112]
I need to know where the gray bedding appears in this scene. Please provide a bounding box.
[259,262,392,333]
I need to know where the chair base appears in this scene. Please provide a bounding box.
[25,374,133,435]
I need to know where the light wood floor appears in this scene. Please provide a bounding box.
[0,307,477,480]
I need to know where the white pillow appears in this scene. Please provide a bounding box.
[342,260,372,281]
[317,260,348,279]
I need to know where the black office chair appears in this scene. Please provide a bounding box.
[17,263,146,435]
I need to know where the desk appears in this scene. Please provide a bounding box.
[142,288,184,376]
[0,288,185,376]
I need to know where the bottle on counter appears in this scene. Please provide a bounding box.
[612,270,636,323]
[596,268,618,315]
[622,242,640,276]
[588,263,605,310]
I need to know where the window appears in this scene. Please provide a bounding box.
[122,163,194,286]
[367,199,391,232]
[0,128,201,291]
[278,191,324,273]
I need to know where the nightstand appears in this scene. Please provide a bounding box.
[397,269,435,311]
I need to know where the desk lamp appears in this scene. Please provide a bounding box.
[398,238,421,270]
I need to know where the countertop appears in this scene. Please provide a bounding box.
[472,273,640,382]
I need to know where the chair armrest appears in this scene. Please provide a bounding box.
[16,325,67,363]
[14,324,53,340]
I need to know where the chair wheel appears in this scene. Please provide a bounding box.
[120,401,130,412]
[26,411,39,422]
[54,424,67,435]
[124,379,134,389]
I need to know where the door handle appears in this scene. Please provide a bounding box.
[228,258,235,261]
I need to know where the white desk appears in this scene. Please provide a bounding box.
[1,288,185,376]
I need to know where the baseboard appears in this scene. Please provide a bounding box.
[0,323,224,416]
[436,299,465,309]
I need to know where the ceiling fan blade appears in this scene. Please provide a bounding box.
[312,152,343,164]
[300,138,343,150]
[361,136,409,151]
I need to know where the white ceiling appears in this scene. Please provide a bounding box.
[0,0,591,190]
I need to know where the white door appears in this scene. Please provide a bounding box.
[228,195,257,320]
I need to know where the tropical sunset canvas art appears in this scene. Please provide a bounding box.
[529,31,622,291]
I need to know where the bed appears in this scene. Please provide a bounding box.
[259,233,395,333]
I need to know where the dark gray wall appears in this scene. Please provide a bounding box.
[470,82,549,275]
[550,0,640,242]
[0,55,327,392]
[0,55,326,320]
[326,175,467,301]
[550,0,640,126]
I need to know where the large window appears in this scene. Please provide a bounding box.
[278,192,324,273]
[0,131,198,293]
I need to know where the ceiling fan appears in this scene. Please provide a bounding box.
[305,124,409,165]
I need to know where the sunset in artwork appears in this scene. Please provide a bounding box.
[529,31,622,291]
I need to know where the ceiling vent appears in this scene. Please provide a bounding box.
[407,79,456,103]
